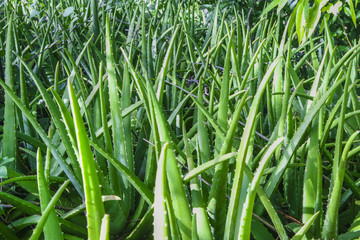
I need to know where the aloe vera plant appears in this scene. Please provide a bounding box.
[1,1,360,239]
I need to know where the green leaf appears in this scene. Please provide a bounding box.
[296,0,305,44]
[347,0,357,27]
[105,14,130,216]
[153,143,170,239]
[183,152,238,183]
[291,212,320,240]
[305,0,329,41]
[36,149,63,240]
[29,180,70,240]
[68,80,105,240]
[2,14,16,167]
[261,0,287,16]
[239,138,285,240]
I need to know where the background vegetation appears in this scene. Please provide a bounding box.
[1,0,360,239]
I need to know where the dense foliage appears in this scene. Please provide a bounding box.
[1,0,360,239]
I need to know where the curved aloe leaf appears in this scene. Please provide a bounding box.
[68,80,105,240]
[183,152,238,183]
[29,180,70,240]
[322,131,360,239]
[239,137,284,240]
[243,165,289,239]
[291,212,320,240]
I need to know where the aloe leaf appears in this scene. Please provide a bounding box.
[183,125,212,240]
[323,132,360,240]
[122,59,135,210]
[65,48,90,98]
[301,46,329,229]
[2,14,16,167]
[191,214,199,240]
[261,0,287,16]
[251,218,276,240]
[291,211,320,240]
[322,65,358,239]
[8,215,42,232]
[305,0,329,41]
[295,0,305,44]
[0,190,41,215]
[208,33,244,232]
[0,175,65,187]
[147,81,192,239]
[29,180,70,240]
[183,152,238,183]
[153,143,170,239]
[239,137,284,240]
[105,15,130,217]
[302,118,321,225]
[196,54,212,184]
[338,231,360,240]
[91,0,99,40]
[68,80,105,240]
[276,25,293,160]
[243,165,289,240]
[51,90,77,151]
[156,25,180,104]
[125,207,154,240]
[36,149,63,240]
[347,0,357,28]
